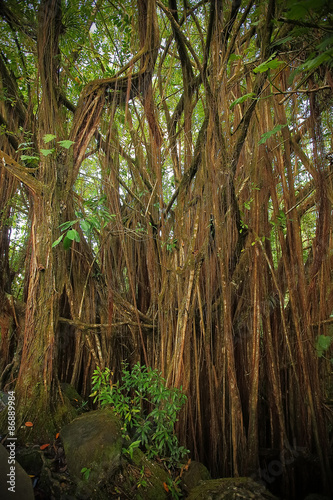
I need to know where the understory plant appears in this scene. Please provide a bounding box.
[90,362,189,465]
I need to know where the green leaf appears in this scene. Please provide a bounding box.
[267,60,284,70]
[66,229,80,242]
[52,234,64,248]
[316,335,332,357]
[129,440,141,449]
[59,219,78,231]
[43,134,57,143]
[286,1,309,20]
[272,35,293,47]
[80,220,91,233]
[258,124,287,145]
[40,148,55,156]
[302,50,333,71]
[63,235,72,250]
[81,467,91,480]
[229,53,242,63]
[21,155,39,161]
[17,141,33,150]
[230,93,256,110]
[88,215,101,231]
[253,54,284,74]
[58,140,75,149]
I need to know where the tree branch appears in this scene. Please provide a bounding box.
[0,150,44,195]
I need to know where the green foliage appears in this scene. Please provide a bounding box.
[81,467,91,480]
[41,135,74,155]
[230,93,256,110]
[283,0,333,84]
[253,54,284,74]
[137,465,148,488]
[166,476,183,500]
[316,334,332,358]
[272,209,287,231]
[90,363,189,465]
[285,0,328,20]
[52,219,81,249]
[43,134,57,143]
[258,124,287,145]
[17,134,74,165]
[165,238,178,253]
[58,139,75,149]
[17,139,39,167]
[82,196,116,232]
[20,154,39,162]
[40,149,55,157]
[122,439,141,459]
[52,196,117,251]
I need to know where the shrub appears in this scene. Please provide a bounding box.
[90,362,188,465]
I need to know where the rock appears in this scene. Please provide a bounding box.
[116,447,170,500]
[187,476,279,500]
[0,443,34,500]
[60,408,123,499]
[15,446,43,476]
[182,460,212,492]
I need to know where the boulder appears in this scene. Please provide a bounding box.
[60,408,123,499]
[181,460,211,493]
[187,476,278,500]
[116,447,170,500]
[0,443,34,500]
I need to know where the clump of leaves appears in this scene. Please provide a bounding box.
[90,362,189,466]
[316,334,332,360]
[81,467,91,480]
[52,219,81,249]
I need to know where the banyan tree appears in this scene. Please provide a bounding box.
[0,0,332,497]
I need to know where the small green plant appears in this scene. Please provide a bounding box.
[40,133,75,157]
[16,137,39,167]
[123,439,141,459]
[166,476,183,499]
[52,196,116,249]
[52,218,81,249]
[81,467,91,480]
[90,362,189,465]
[239,216,248,234]
[137,465,148,488]
[17,133,75,166]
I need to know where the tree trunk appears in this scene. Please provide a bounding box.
[13,0,77,437]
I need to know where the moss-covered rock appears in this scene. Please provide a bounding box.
[187,477,279,500]
[181,460,211,493]
[114,448,170,500]
[0,443,34,500]
[60,408,123,499]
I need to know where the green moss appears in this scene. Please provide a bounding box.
[61,409,122,478]
[14,392,77,444]
[114,449,169,500]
